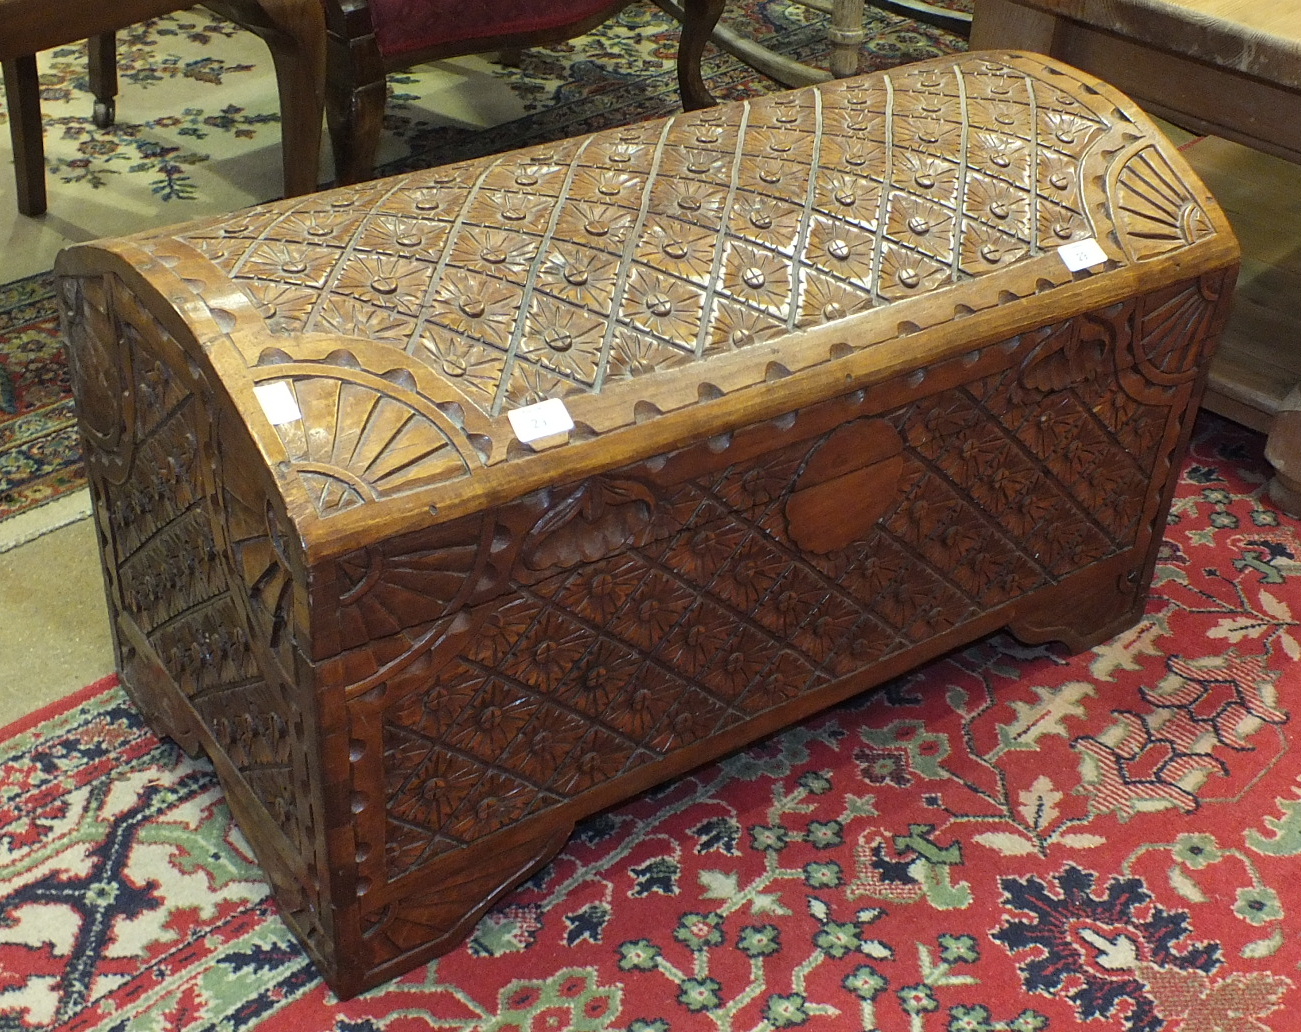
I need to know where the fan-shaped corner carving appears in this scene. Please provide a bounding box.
[1111,145,1214,262]
[250,354,483,515]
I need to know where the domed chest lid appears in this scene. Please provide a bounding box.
[100,51,1232,546]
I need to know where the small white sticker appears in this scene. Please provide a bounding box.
[508,398,574,444]
[254,381,302,426]
[1058,238,1109,272]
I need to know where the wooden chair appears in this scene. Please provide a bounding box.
[322,0,727,185]
[1,0,326,216]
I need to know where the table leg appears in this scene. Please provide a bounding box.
[829,0,865,78]
[969,0,1061,52]
[1265,386,1301,516]
[3,55,46,217]
[87,33,117,128]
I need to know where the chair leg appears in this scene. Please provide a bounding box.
[87,33,118,128]
[659,0,830,95]
[3,55,47,217]
[258,0,327,196]
[323,25,388,186]
[828,0,865,79]
[327,75,386,186]
[211,0,326,197]
[676,0,726,109]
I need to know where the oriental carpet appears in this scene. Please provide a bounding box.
[0,0,967,532]
[1,411,1298,1031]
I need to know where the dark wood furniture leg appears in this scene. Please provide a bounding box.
[213,0,326,197]
[323,0,388,186]
[3,54,46,216]
[1265,388,1301,513]
[87,32,117,127]
[2,0,321,217]
[677,0,725,108]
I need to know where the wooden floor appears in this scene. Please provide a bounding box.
[1178,135,1301,432]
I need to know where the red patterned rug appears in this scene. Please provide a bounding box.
[2,409,1298,1031]
[0,273,79,525]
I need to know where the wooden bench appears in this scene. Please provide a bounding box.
[57,50,1238,997]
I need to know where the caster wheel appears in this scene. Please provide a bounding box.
[93,99,115,129]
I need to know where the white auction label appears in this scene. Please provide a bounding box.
[253,380,303,425]
[508,397,574,443]
[1058,237,1109,272]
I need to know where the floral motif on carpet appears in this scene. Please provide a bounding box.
[0,274,81,522]
[0,412,1297,1030]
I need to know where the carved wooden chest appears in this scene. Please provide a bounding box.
[58,51,1238,998]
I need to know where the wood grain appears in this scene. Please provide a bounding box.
[57,50,1239,998]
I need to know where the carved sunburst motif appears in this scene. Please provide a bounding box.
[449,227,538,279]
[332,518,486,655]
[235,280,320,334]
[356,214,450,256]
[335,254,433,315]
[970,131,1031,187]
[821,135,887,176]
[241,240,338,289]
[636,221,717,282]
[797,270,874,326]
[807,217,877,283]
[255,363,473,515]
[419,330,506,411]
[536,245,620,313]
[964,174,1030,235]
[879,243,950,299]
[959,222,1028,274]
[426,270,521,347]
[1132,278,1224,382]
[605,328,689,381]
[481,158,572,197]
[722,242,793,318]
[504,359,582,409]
[886,194,955,262]
[622,267,705,342]
[817,171,884,229]
[1115,146,1213,260]
[708,300,789,351]
[555,200,638,251]
[730,194,805,251]
[315,297,416,345]
[272,209,366,243]
[521,298,608,383]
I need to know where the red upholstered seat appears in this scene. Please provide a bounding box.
[369,0,626,59]
[324,0,726,184]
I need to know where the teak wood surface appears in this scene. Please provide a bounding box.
[58,51,1239,997]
